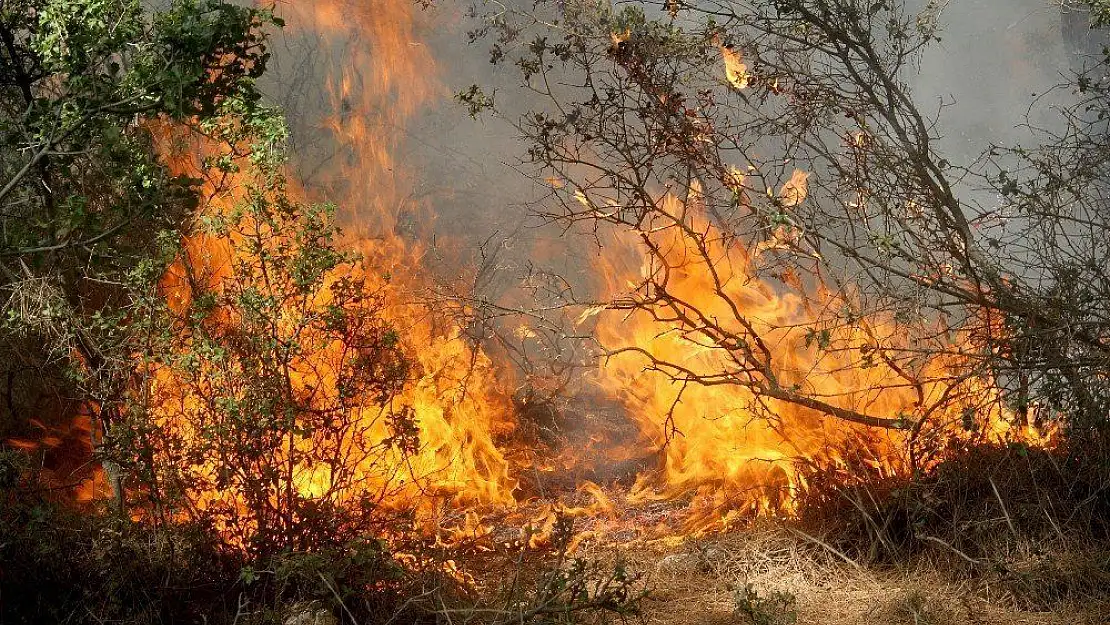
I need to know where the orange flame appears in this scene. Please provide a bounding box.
[47,0,1053,546]
[589,180,1042,531]
[283,0,518,511]
[144,0,519,541]
[721,45,750,90]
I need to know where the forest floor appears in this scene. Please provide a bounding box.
[635,536,1095,624]
[637,531,1104,625]
[483,407,1110,623]
[474,524,1110,625]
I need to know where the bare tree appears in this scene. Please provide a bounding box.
[462,0,1110,459]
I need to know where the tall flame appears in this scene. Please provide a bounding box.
[286,0,518,510]
[60,0,1053,544]
[148,0,518,540]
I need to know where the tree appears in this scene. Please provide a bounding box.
[0,0,277,502]
[464,0,1109,463]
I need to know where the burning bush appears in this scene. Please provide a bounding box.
[1,0,508,592]
[131,181,417,555]
[6,0,1110,621]
[459,0,1098,526]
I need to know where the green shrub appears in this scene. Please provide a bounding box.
[733,584,797,625]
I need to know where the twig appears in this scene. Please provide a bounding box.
[784,526,874,583]
[317,572,358,625]
[437,594,455,625]
[989,477,1018,539]
[917,535,984,566]
[231,593,249,625]
[383,587,440,625]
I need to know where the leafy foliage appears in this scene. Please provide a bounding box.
[0,0,423,560]
[126,152,416,555]
[0,0,280,502]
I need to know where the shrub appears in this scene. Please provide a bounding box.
[733,584,797,625]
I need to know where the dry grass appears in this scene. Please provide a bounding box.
[464,444,1110,624]
[563,524,1109,625]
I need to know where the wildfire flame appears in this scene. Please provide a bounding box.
[147,0,518,542]
[19,0,1054,547]
[721,45,750,90]
[589,180,1046,531]
[281,0,519,512]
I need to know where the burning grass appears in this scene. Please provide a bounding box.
[107,0,1057,549]
[517,444,1110,625]
[5,430,1110,624]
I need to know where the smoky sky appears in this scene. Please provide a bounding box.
[257,0,1083,276]
[914,0,1076,164]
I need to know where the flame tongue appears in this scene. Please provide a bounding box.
[589,182,1034,529]
[274,0,519,511]
[144,0,519,543]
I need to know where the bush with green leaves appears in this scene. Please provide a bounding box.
[0,0,282,502]
[124,152,417,555]
[0,0,426,561]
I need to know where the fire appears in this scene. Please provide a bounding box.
[21,0,1055,548]
[721,45,750,90]
[144,0,518,543]
[279,0,519,511]
[588,180,1039,532]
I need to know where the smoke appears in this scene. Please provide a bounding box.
[257,2,534,256]
[247,0,1086,446]
[245,0,1088,382]
[255,0,1086,255]
[914,0,1076,166]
